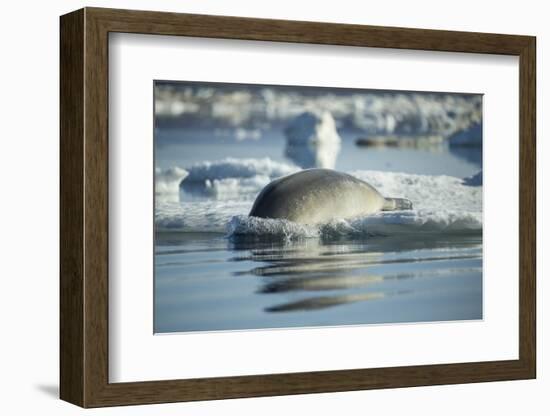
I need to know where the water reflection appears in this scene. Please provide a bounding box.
[228,233,482,253]
[229,235,482,314]
[265,292,389,312]
[258,267,478,294]
[259,274,385,293]
[154,232,482,331]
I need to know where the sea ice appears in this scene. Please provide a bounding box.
[155,160,482,239]
[284,111,341,169]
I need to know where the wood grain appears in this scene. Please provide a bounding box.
[59,7,537,408]
[518,37,536,375]
[59,8,84,406]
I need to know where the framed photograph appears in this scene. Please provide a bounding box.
[60,7,536,408]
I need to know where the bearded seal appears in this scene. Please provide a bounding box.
[249,169,412,225]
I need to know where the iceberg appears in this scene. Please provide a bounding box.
[284,111,341,169]
[155,167,188,201]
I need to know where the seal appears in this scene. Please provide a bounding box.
[249,168,412,224]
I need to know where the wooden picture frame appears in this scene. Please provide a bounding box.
[60,7,536,408]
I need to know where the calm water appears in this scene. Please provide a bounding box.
[155,128,481,177]
[155,233,482,332]
[154,126,482,333]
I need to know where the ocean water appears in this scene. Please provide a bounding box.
[155,233,481,332]
[154,126,482,333]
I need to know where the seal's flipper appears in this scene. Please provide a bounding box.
[382,197,413,211]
